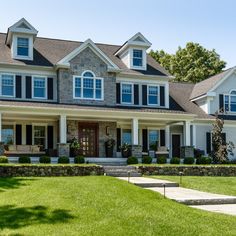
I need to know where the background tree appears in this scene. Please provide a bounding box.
[149,42,226,83]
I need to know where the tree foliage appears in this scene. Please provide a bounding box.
[149,42,226,83]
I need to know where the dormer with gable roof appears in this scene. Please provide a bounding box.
[115,32,152,71]
[5,18,38,61]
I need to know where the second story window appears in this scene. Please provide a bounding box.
[133,49,143,67]
[73,71,103,100]
[148,85,159,105]
[33,77,46,99]
[0,74,15,97]
[225,90,236,112]
[17,37,29,56]
[121,83,133,104]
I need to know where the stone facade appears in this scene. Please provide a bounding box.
[58,47,116,106]
[131,145,142,158]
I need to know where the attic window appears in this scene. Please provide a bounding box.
[133,49,143,67]
[17,37,29,56]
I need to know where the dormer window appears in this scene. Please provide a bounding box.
[133,49,143,67]
[17,37,29,56]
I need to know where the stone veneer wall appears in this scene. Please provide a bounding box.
[67,120,117,157]
[137,165,236,176]
[0,165,104,177]
[58,47,116,106]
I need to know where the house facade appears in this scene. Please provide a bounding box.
[0,18,236,159]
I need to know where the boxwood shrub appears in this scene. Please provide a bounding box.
[157,156,167,164]
[196,156,212,164]
[183,157,195,164]
[74,155,85,164]
[0,156,8,163]
[127,156,138,165]
[18,156,31,164]
[170,157,180,164]
[39,156,51,164]
[142,156,152,164]
[58,156,70,164]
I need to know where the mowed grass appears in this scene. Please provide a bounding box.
[0,177,235,236]
[150,176,236,196]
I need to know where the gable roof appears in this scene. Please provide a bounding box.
[0,33,169,77]
[190,67,235,100]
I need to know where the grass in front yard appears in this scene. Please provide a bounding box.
[149,176,236,196]
[0,176,235,236]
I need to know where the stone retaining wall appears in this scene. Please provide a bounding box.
[0,165,104,177]
[137,165,236,176]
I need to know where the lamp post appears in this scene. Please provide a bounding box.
[128,171,130,183]
[179,171,183,184]
[162,183,166,198]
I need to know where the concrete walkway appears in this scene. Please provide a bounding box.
[118,177,236,216]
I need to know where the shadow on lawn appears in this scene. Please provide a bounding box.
[0,205,74,230]
[0,178,37,192]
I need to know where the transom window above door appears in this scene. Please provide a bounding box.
[73,70,103,100]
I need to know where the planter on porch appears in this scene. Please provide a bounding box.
[120,143,132,158]
[105,137,115,157]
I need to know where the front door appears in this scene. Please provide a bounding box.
[172,134,181,157]
[78,123,98,157]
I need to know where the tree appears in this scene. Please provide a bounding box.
[149,42,226,83]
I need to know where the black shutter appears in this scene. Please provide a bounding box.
[160,86,165,106]
[26,76,32,99]
[26,125,32,145]
[15,75,22,98]
[160,129,165,146]
[117,128,121,151]
[47,126,54,149]
[142,85,147,105]
[134,84,139,105]
[15,124,22,145]
[222,132,226,145]
[219,94,224,112]
[206,132,211,154]
[47,77,54,100]
[142,129,148,152]
[116,83,120,104]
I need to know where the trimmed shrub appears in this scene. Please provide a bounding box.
[127,156,138,165]
[157,156,167,164]
[170,157,180,164]
[39,156,51,164]
[0,156,8,163]
[18,156,31,164]
[142,156,152,164]
[196,156,212,164]
[74,155,85,164]
[229,159,236,164]
[58,156,70,164]
[183,157,195,164]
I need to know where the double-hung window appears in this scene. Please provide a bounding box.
[149,130,159,150]
[17,37,29,56]
[34,126,46,149]
[148,85,159,105]
[121,83,133,104]
[2,125,14,145]
[0,74,15,97]
[133,49,143,67]
[225,90,236,112]
[73,71,103,100]
[122,129,132,145]
[33,77,46,99]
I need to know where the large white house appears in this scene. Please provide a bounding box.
[0,18,235,160]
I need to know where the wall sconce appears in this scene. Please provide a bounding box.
[106,126,110,135]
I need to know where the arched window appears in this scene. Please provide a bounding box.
[224,90,236,112]
[73,70,103,100]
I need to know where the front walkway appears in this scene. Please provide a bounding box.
[118,177,236,216]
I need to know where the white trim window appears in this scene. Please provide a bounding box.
[148,129,159,150]
[73,71,103,100]
[0,74,15,97]
[133,49,143,67]
[17,37,29,57]
[121,83,133,104]
[148,85,159,105]
[34,125,46,149]
[33,76,47,99]
[224,90,236,112]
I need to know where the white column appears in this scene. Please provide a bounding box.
[59,115,67,144]
[192,124,196,147]
[184,121,191,146]
[165,125,170,149]
[0,112,2,142]
[132,118,139,145]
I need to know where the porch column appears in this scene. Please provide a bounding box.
[165,125,170,150]
[131,118,142,158]
[184,121,191,146]
[59,114,67,144]
[192,124,196,147]
[0,113,4,155]
[182,121,194,158]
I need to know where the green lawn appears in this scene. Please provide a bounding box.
[0,177,235,236]
[150,176,236,196]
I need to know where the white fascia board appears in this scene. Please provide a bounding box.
[118,72,172,81]
[56,39,119,69]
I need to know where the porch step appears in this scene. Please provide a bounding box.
[104,165,142,177]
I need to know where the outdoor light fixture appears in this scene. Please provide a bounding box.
[128,171,131,183]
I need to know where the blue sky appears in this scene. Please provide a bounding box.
[0,0,235,68]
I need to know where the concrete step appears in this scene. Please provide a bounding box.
[106,172,142,177]
[135,182,179,188]
[176,198,236,206]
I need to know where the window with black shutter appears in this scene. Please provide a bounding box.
[47,77,54,100]
[15,75,22,98]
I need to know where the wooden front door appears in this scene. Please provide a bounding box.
[78,123,98,157]
[172,134,181,157]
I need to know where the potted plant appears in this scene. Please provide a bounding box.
[105,136,115,157]
[69,137,81,157]
[120,143,131,158]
